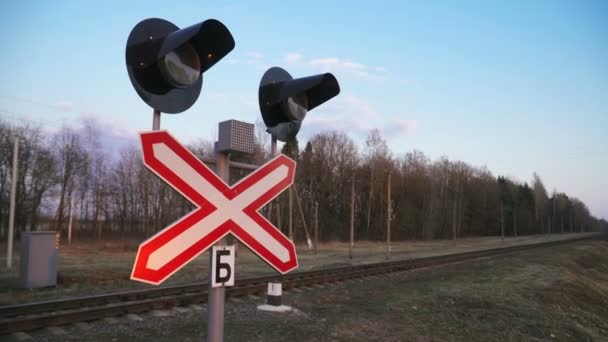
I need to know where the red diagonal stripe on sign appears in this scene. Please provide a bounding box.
[131,130,297,285]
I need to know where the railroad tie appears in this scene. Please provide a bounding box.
[149,309,171,317]
[75,322,92,330]
[11,332,33,341]
[173,306,189,313]
[126,313,144,322]
[46,326,67,336]
[104,317,121,324]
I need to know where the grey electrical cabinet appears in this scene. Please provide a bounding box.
[20,231,58,288]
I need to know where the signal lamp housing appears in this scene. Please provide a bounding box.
[126,18,235,114]
[258,67,340,142]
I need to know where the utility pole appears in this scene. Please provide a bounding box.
[513,206,518,238]
[314,202,319,256]
[366,164,374,238]
[386,172,391,260]
[452,200,457,241]
[500,203,505,243]
[553,195,556,234]
[350,174,355,260]
[68,193,74,244]
[7,137,19,269]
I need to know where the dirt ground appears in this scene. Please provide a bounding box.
[0,232,598,305]
[5,237,607,341]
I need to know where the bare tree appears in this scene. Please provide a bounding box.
[54,127,87,232]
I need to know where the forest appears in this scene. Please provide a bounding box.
[0,118,606,244]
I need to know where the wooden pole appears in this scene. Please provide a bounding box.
[366,164,374,238]
[501,203,505,243]
[293,183,312,249]
[452,200,457,241]
[68,193,74,244]
[314,202,319,256]
[7,138,18,269]
[386,172,391,260]
[350,174,355,259]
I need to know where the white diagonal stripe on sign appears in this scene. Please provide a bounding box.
[229,165,290,262]
[146,142,290,270]
[153,143,229,207]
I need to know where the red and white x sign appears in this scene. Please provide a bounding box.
[131,130,298,285]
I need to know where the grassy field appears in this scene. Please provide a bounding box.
[0,232,598,305]
[6,237,607,341]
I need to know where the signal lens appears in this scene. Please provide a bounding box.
[160,43,201,88]
[284,93,308,121]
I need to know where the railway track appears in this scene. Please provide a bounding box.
[0,236,599,335]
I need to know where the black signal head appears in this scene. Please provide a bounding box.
[258,67,340,142]
[126,18,235,113]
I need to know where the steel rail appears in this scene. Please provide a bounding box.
[0,235,600,335]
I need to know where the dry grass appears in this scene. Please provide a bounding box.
[5,239,608,341]
[0,232,598,305]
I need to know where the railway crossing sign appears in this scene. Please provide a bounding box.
[131,130,298,285]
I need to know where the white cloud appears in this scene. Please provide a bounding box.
[355,70,386,81]
[300,93,417,140]
[309,57,364,72]
[384,119,418,137]
[74,113,138,160]
[286,52,302,63]
[307,57,386,81]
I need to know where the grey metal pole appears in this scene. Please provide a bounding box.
[271,137,278,157]
[350,174,354,260]
[386,172,391,260]
[270,136,281,232]
[7,138,18,269]
[207,150,229,342]
[275,202,281,233]
[152,109,161,131]
[288,187,293,240]
[68,194,74,244]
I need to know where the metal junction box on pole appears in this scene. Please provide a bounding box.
[19,231,59,288]
[216,119,255,154]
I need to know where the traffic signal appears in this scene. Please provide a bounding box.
[258,67,340,142]
[126,18,235,114]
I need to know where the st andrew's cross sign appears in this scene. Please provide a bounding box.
[131,130,298,285]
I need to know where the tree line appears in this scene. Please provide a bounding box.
[0,119,606,243]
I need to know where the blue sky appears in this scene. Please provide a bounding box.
[0,1,606,219]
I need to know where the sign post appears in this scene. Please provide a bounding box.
[207,149,229,342]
